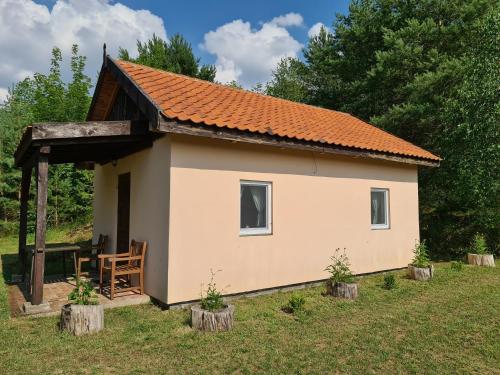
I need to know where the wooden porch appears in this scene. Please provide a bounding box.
[8,273,150,317]
[14,120,155,311]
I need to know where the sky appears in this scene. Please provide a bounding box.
[0,0,350,102]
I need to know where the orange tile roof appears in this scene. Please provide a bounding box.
[116,60,440,162]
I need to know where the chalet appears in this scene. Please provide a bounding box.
[15,48,440,308]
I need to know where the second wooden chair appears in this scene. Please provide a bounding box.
[77,234,108,280]
[98,240,148,300]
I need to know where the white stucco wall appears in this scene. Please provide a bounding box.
[93,133,421,306]
[93,136,171,302]
[167,135,420,304]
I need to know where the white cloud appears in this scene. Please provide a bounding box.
[269,13,304,27]
[0,0,167,102]
[308,22,332,38]
[202,15,303,87]
[0,88,8,103]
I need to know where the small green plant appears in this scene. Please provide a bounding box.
[450,260,464,271]
[200,269,225,312]
[325,248,355,284]
[68,279,99,305]
[411,240,430,268]
[282,293,308,322]
[471,233,489,255]
[383,274,397,290]
[287,294,306,313]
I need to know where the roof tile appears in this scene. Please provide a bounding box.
[116,60,440,161]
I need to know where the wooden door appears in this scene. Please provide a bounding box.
[116,173,131,252]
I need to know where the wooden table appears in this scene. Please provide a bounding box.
[28,244,81,278]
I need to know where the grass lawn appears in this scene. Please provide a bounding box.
[0,229,499,374]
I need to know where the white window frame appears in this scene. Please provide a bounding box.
[371,188,390,230]
[240,180,272,236]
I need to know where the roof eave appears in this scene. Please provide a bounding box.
[158,117,440,167]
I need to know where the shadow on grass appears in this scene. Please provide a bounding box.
[1,253,32,306]
[1,238,91,284]
[181,313,192,327]
[0,253,22,285]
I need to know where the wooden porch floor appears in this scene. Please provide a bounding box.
[8,275,150,318]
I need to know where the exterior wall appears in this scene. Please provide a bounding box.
[93,136,171,302]
[167,135,420,304]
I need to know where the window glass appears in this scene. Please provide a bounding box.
[371,189,388,227]
[241,184,267,229]
[240,181,271,235]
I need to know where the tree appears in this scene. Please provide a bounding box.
[119,33,216,81]
[224,80,243,89]
[66,44,92,121]
[302,26,346,109]
[0,45,93,232]
[0,79,34,232]
[266,57,308,103]
[251,83,265,94]
[303,0,493,119]
[198,64,217,82]
[265,0,498,256]
[419,12,499,255]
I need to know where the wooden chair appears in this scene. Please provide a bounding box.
[77,234,108,280]
[98,240,148,300]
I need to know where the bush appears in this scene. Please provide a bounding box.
[470,233,489,255]
[0,221,18,236]
[325,248,355,283]
[287,294,306,313]
[68,280,99,305]
[383,274,397,290]
[200,269,225,312]
[412,240,431,268]
[450,260,464,271]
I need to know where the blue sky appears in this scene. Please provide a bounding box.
[0,0,350,100]
[116,0,350,64]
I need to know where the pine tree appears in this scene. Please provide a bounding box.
[264,0,498,255]
[265,57,308,103]
[119,33,217,81]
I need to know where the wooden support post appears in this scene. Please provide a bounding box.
[18,167,32,282]
[31,146,49,305]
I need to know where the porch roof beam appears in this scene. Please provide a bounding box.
[15,120,151,167]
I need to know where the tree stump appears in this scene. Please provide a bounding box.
[468,254,495,267]
[191,305,234,332]
[60,304,104,336]
[481,254,495,267]
[467,254,482,266]
[408,264,434,281]
[328,281,358,299]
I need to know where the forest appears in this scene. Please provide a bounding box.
[0,0,498,258]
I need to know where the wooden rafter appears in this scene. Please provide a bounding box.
[87,56,162,130]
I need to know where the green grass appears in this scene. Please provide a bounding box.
[0,230,499,374]
[0,227,92,296]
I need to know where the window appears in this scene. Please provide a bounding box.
[240,181,272,235]
[371,188,389,229]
